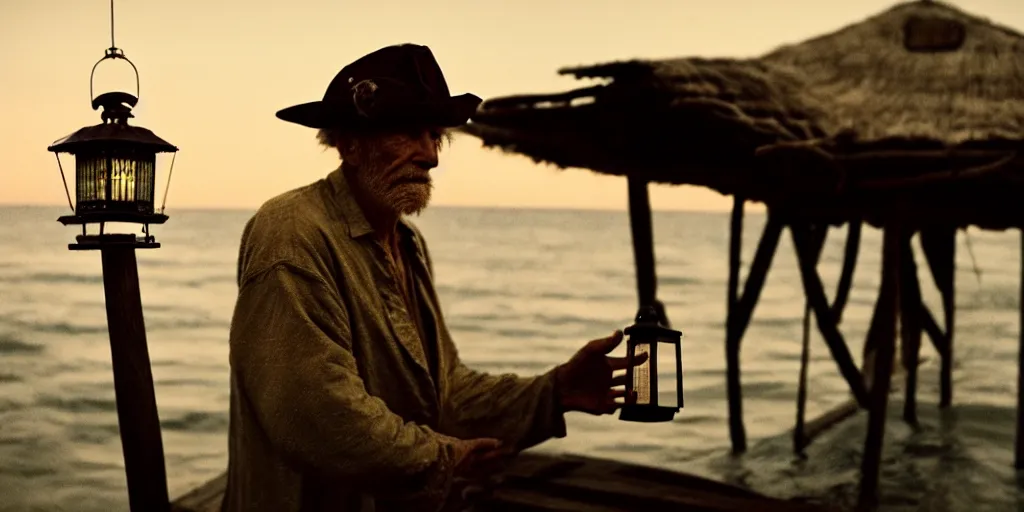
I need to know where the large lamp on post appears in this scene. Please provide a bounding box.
[46,2,175,511]
[49,47,178,250]
[619,305,684,423]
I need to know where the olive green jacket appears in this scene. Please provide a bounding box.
[222,169,567,512]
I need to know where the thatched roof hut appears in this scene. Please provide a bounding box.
[465,0,1024,229]
[462,1,1024,507]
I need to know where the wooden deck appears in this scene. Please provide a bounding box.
[171,452,834,512]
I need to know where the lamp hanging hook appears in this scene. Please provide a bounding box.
[89,0,140,106]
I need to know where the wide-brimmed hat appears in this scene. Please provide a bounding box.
[276,44,482,130]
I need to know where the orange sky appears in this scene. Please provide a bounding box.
[2,0,1020,212]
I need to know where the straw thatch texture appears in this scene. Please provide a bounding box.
[462,1,1024,229]
[761,0,1024,148]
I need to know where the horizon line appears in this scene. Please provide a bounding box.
[0,201,755,215]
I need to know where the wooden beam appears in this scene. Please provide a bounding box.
[627,177,658,312]
[899,233,924,426]
[920,227,956,407]
[724,210,784,454]
[1016,229,1024,469]
[791,225,870,407]
[793,225,829,455]
[830,222,862,324]
[858,224,903,508]
[920,304,950,358]
[726,196,746,453]
[793,222,863,454]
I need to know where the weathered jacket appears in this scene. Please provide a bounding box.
[222,168,567,512]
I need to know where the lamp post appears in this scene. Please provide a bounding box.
[47,3,176,511]
[619,305,684,423]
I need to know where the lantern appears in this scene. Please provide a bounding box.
[619,305,684,423]
[48,46,177,251]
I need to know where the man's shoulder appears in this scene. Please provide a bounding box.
[237,180,344,284]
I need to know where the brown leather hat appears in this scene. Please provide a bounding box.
[275,44,482,130]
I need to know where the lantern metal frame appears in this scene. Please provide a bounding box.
[48,45,177,252]
[619,305,684,423]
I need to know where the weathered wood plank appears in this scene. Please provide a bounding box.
[170,452,833,512]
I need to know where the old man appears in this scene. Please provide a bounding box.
[222,44,644,512]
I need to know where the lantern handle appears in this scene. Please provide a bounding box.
[89,47,141,108]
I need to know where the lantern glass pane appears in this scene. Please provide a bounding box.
[633,342,652,405]
[655,341,680,408]
[76,155,109,205]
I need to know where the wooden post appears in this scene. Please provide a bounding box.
[900,234,923,426]
[858,225,902,508]
[920,227,956,408]
[726,196,746,453]
[1016,229,1024,469]
[791,225,870,407]
[101,244,170,512]
[626,177,659,315]
[794,300,812,455]
[793,224,828,455]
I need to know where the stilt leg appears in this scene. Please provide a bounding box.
[1015,230,1024,469]
[793,224,827,455]
[921,227,956,408]
[858,225,903,508]
[900,233,923,426]
[626,177,658,312]
[726,196,746,453]
[794,300,812,455]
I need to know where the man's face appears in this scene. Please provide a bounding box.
[347,127,445,216]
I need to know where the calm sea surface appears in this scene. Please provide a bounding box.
[0,205,1022,511]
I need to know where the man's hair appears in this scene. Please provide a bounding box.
[317,127,454,159]
[317,128,351,157]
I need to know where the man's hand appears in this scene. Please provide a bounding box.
[555,330,648,415]
[446,437,514,477]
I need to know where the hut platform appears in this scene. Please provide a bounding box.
[170,452,833,512]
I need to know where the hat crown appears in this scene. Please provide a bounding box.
[274,43,480,130]
[323,44,452,104]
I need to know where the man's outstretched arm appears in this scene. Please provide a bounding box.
[439,347,568,452]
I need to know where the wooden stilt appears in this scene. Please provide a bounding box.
[858,224,903,508]
[831,222,862,323]
[920,304,950,360]
[794,301,812,456]
[791,225,870,407]
[900,233,923,426]
[726,196,746,453]
[1016,229,1024,469]
[793,224,828,455]
[723,209,783,454]
[626,177,666,325]
[920,227,956,407]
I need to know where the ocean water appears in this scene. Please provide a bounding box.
[0,204,1021,511]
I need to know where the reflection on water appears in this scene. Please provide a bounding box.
[0,205,1021,511]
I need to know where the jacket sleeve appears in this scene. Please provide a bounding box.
[229,262,456,505]
[441,359,567,452]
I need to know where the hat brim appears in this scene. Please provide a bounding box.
[275,93,482,130]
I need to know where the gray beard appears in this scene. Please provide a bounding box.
[351,161,433,217]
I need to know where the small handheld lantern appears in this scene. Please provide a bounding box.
[48,45,177,251]
[619,305,684,423]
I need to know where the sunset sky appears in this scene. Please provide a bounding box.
[2,0,1020,212]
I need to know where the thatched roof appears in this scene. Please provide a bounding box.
[462,0,1024,229]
